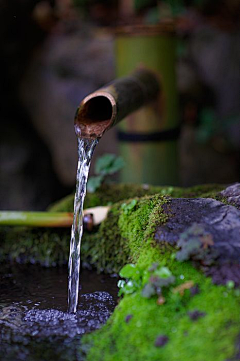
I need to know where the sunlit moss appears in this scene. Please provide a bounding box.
[83,246,240,361]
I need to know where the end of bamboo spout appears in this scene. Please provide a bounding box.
[74,91,117,139]
[74,68,161,140]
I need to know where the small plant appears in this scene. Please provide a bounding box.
[141,266,175,299]
[118,264,143,296]
[226,280,235,290]
[121,200,138,215]
[118,263,175,299]
[87,154,125,193]
[176,223,219,265]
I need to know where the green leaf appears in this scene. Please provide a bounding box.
[119,264,138,279]
[87,175,104,193]
[226,280,235,290]
[121,199,137,215]
[95,154,125,176]
[117,280,126,289]
[123,280,137,294]
[142,269,151,285]
[118,280,139,296]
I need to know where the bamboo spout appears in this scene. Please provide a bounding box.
[74,68,160,139]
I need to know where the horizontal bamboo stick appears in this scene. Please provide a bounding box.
[0,207,110,228]
[0,211,73,227]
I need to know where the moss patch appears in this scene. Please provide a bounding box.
[48,183,225,212]
[81,194,168,273]
[80,185,239,361]
[0,183,227,268]
[83,241,240,361]
[0,226,70,266]
[0,183,239,360]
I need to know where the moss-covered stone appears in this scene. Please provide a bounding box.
[0,182,239,361]
[83,252,240,361]
[81,194,169,273]
[48,183,225,212]
[0,194,165,270]
[81,190,240,361]
[0,183,224,268]
[0,226,70,266]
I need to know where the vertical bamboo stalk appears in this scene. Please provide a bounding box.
[115,25,179,185]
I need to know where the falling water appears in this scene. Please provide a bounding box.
[68,137,98,313]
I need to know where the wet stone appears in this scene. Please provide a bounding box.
[204,264,240,288]
[220,183,240,207]
[155,198,240,264]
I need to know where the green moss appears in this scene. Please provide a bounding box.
[0,182,238,360]
[48,183,225,212]
[0,183,227,268]
[47,193,75,212]
[83,248,240,361]
[215,195,240,210]
[80,185,239,361]
[118,194,169,262]
[0,226,70,266]
[48,183,164,212]
[80,194,169,273]
[80,203,129,273]
[176,183,225,199]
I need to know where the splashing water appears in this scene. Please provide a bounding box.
[68,138,98,313]
[0,263,118,360]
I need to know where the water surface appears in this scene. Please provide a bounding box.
[0,263,118,361]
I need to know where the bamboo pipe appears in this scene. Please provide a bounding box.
[0,207,110,229]
[74,68,161,139]
[115,25,179,186]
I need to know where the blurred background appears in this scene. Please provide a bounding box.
[0,0,240,210]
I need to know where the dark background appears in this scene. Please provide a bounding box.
[0,0,240,210]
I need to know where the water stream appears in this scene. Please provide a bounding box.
[0,135,121,360]
[68,138,98,313]
[0,137,113,359]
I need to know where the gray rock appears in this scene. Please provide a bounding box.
[155,197,240,263]
[220,183,240,207]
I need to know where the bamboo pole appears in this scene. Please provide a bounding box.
[0,207,109,228]
[0,211,73,227]
[115,24,179,186]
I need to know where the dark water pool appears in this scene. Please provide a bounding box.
[0,263,119,361]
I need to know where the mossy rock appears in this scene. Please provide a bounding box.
[0,183,239,361]
[48,183,225,212]
[0,183,225,268]
[81,188,240,361]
